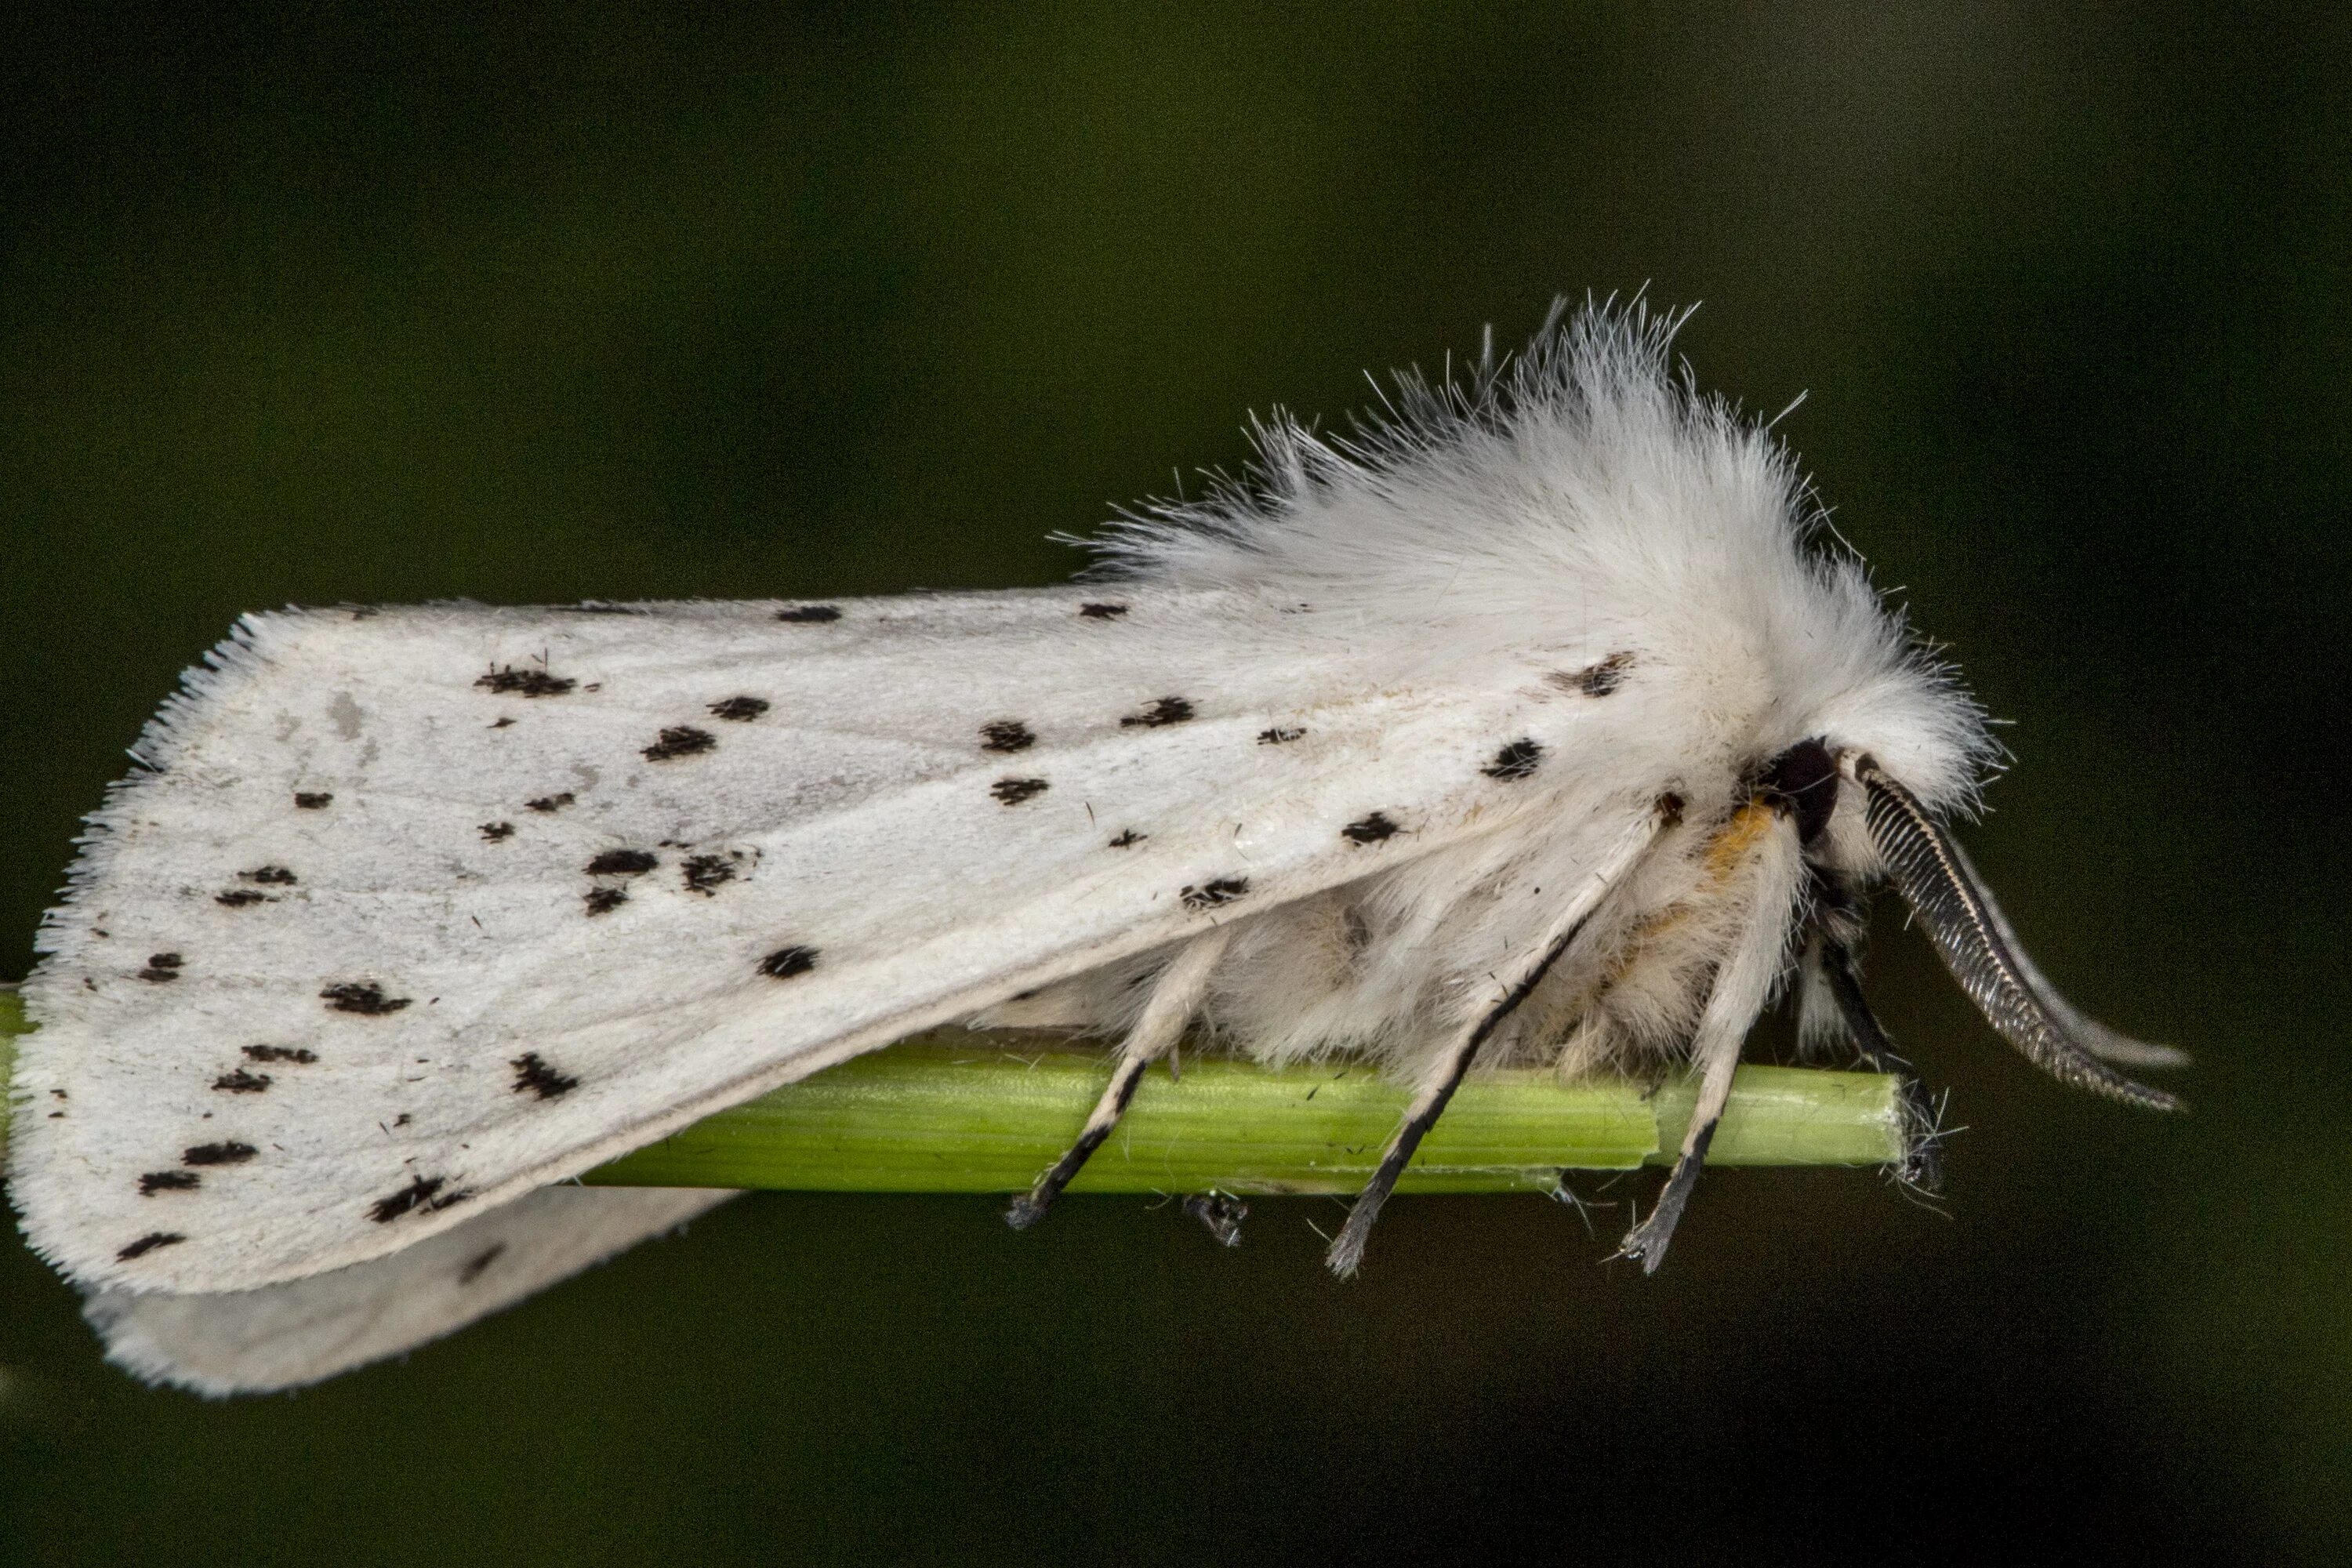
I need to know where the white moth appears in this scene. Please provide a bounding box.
[8,302,2185,1396]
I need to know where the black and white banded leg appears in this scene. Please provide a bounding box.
[1321,955,1557,1279]
[1005,926,1235,1230]
[1617,807,1809,1273]
[1810,927,1945,1191]
[1327,804,1674,1278]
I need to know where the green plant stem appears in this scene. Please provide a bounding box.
[2,990,1903,1188]
[583,1033,1900,1192]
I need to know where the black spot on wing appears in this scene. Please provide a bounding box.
[1341,812,1400,845]
[709,695,770,721]
[1181,877,1250,910]
[139,953,183,982]
[368,1174,470,1224]
[526,792,575,814]
[476,666,576,699]
[643,725,716,761]
[992,777,1049,806]
[583,887,629,916]
[776,604,842,622]
[586,848,659,876]
[1080,602,1128,619]
[245,1045,317,1064]
[1483,739,1544,781]
[118,1232,184,1261]
[1562,651,1634,696]
[458,1243,506,1285]
[240,866,297,885]
[215,890,271,907]
[184,1141,256,1165]
[1258,727,1305,745]
[490,716,516,729]
[1107,829,1146,848]
[981,720,1036,753]
[511,1052,579,1099]
[321,981,412,1015]
[759,945,819,980]
[480,821,516,841]
[293,791,333,809]
[1121,697,1195,728]
[681,854,739,895]
[212,1069,271,1094]
[140,1171,201,1195]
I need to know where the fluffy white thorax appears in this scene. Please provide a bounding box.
[1094,303,1990,813]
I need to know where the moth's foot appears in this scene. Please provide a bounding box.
[1612,1210,1677,1275]
[1184,1192,1247,1247]
[1326,1142,1410,1276]
[1612,1130,1715,1276]
[1891,1074,1948,1193]
[1005,1112,1116,1234]
[1325,1221,1370,1279]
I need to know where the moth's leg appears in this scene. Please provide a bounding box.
[1325,804,1682,1278]
[1183,1192,1248,1247]
[1614,1014,1742,1275]
[1322,997,1511,1278]
[1326,808,1683,1277]
[1816,931,1944,1192]
[1005,926,1234,1230]
[1616,811,1808,1274]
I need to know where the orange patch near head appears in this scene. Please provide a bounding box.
[1704,800,1780,880]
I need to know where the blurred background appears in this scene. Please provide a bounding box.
[2,4,2344,1563]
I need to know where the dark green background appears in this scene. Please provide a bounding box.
[3,5,2345,1563]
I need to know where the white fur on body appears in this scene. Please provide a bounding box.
[10,304,1988,1390]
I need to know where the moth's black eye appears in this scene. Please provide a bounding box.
[1761,738,1840,846]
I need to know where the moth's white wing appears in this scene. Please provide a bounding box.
[16,590,1599,1292]
[85,1186,733,1396]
